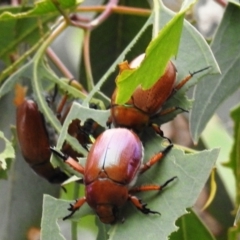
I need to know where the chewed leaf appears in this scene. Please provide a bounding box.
[0,131,15,172]
[41,195,93,240]
[115,12,184,104]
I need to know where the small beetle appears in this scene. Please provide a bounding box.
[16,98,69,184]
[51,128,176,223]
[108,54,209,142]
[14,84,94,184]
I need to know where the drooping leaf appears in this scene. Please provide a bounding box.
[190,3,240,142]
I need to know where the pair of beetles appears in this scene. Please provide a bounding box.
[16,56,208,224]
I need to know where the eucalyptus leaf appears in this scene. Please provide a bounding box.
[190,3,240,142]
[41,195,93,240]
[42,135,218,240]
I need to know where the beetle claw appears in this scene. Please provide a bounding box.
[63,204,77,220]
[63,210,76,221]
[141,203,160,215]
[68,203,74,211]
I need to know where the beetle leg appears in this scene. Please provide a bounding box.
[150,123,172,144]
[106,116,112,129]
[63,197,87,220]
[50,147,85,174]
[140,144,173,174]
[174,66,211,91]
[129,176,177,193]
[128,195,160,215]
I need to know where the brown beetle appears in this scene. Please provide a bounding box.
[16,97,69,183]
[108,54,209,142]
[51,128,176,223]
[14,84,94,184]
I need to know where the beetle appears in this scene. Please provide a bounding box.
[51,128,176,223]
[108,54,209,142]
[16,98,69,184]
[14,84,95,184]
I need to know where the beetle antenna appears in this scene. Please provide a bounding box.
[50,146,68,161]
[142,203,160,215]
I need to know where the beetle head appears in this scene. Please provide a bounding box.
[96,204,119,224]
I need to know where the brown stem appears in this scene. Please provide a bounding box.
[83,30,94,91]
[46,48,88,94]
[71,0,120,30]
[76,5,151,17]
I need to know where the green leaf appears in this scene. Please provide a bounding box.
[228,223,240,240]
[229,105,240,228]
[41,195,93,240]
[0,0,79,20]
[201,115,235,202]
[0,11,51,66]
[190,3,240,142]
[225,105,240,202]
[228,0,240,6]
[0,131,15,178]
[115,12,184,104]
[170,209,215,240]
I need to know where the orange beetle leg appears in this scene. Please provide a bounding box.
[174,66,210,91]
[140,144,173,174]
[50,147,85,174]
[63,197,87,220]
[128,195,160,215]
[129,177,177,193]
